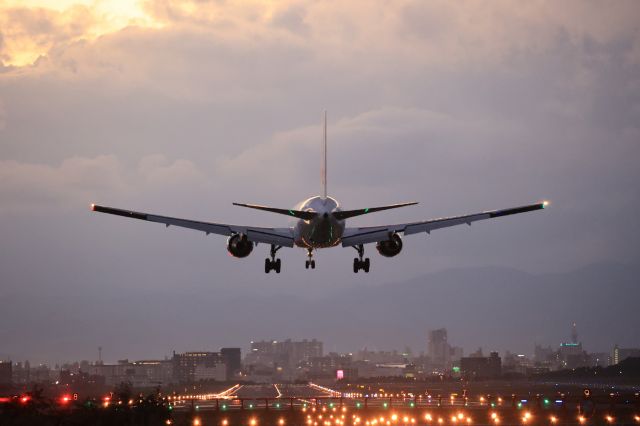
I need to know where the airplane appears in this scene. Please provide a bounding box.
[91,112,548,274]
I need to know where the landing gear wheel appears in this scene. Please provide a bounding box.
[305,249,316,271]
[352,245,370,273]
[265,244,282,273]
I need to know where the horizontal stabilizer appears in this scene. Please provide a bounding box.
[333,202,418,221]
[233,203,317,221]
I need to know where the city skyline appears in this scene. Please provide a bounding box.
[2,317,636,369]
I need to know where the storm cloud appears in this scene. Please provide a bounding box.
[1,0,639,363]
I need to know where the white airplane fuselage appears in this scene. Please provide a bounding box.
[293,196,345,249]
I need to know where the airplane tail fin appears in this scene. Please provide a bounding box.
[321,110,327,199]
[332,202,419,221]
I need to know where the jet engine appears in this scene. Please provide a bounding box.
[227,233,253,258]
[376,233,403,257]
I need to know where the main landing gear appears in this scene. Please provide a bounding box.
[265,244,282,273]
[305,249,316,270]
[353,244,370,273]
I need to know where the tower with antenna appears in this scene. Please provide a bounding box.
[571,322,578,344]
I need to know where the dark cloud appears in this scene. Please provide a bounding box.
[0,1,639,362]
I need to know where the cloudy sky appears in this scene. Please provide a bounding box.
[1,0,639,363]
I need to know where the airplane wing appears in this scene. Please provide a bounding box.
[91,204,294,247]
[341,202,547,247]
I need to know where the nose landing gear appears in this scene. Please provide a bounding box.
[353,244,370,273]
[265,244,282,273]
[305,249,316,269]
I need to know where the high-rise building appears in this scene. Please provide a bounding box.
[246,339,323,369]
[221,348,242,379]
[612,345,640,365]
[428,329,450,371]
[0,361,11,385]
[172,351,225,383]
[460,351,501,379]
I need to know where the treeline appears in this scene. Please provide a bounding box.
[540,357,640,379]
[0,383,173,426]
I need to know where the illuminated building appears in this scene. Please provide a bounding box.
[612,345,640,365]
[246,339,323,369]
[173,352,226,383]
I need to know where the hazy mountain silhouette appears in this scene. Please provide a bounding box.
[2,262,637,363]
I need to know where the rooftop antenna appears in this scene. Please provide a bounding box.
[571,322,578,344]
[98,346,103,365]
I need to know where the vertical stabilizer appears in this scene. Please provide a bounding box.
[322,110,327,199]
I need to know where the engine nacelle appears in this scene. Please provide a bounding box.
[227,233,253,258]
[376,233,403,257]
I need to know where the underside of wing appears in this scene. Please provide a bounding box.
[341,201,547,246]
[91,204,294,247]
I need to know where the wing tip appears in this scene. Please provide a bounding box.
[542,200,550,208]
[90,203,96,211]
